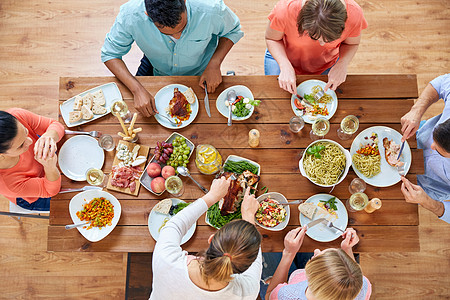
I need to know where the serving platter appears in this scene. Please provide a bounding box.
[350,126,411,187]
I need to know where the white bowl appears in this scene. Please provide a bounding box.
[255,192,290,231]
[216,85,255,121]
[299,139,351,187]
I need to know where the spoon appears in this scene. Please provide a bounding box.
[177,166,209,193]
[65,221,90,230]
[226,89,236,127]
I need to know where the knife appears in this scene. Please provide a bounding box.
[203,81,211,117]
[305,218,326,230]
[59,186,103,194]
[397,141,405,160]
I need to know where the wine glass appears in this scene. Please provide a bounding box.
[110,99,132,123]
[85,168,106,186]
[165,176,185,197]
[348,178,366,194]
[346,192,369,212]
[337,115,359,140]
[289,116,305,133]
[98,134,116,152]
[310,117,330,141]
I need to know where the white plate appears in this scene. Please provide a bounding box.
[154,84,199,129]
[299,139,351,188]
[60,82,121,127]
[291,80,338,124]
[69,190,121,242]
[140,132,195,196]
[350,126,411,187]
[299,194,348,242]
[205,155,261,229]
[216,85,255,121]
[255,192,290,231]
[148,198,196,245]
[58,135,105,181]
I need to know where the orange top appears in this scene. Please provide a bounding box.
[268,0,368,74]
[0,108,65,203]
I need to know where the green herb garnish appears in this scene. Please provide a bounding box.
[306,144,326,158]
[319,197,338,211]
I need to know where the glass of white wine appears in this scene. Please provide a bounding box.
[310,117,330,141]
[346,192,369,212]
[85,168,105,186]
[110,99,132,123]
[165,176,185,197]
[337,115,359,140]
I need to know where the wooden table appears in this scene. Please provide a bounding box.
[48,74,422,253]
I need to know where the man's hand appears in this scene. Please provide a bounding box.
[241,188,259,224]
[34,135,57,160]
[401,176,431,205]
[283,227,306,257]
[325,62,348,91]
[277,63,297,94]
[199,61,222,93]
[400,108,422,142]
[133,87,158,117]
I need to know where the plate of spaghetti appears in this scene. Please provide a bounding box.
[350,126,411,187]
[69,190,121,242]
[299,140,351,187]
[154,84,199,129]
[291,80,338,124]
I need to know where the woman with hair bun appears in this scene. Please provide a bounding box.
[265,227,371,300]
[150,177,262,299]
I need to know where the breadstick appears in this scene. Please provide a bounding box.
[128,113,138,132]
[123,136,133,141]
[132,128,142,133]
[116,114,128,136]
[118,132,127,138]
[127,128,133,136]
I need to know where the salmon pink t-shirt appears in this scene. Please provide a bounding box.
[0,108,65,203]
[268,0,368,74]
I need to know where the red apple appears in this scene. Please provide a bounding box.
[151,177,165,194]
[147,162,161,178]
[161,165,176,179]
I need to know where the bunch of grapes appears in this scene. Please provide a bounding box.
[154,141,173,164]
[167,136,191,168]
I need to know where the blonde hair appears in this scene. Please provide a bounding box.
[297,0,347,43]
[197,219,261,283]
[305,249,363,300]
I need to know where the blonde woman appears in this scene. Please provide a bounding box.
[150,177,262,299]
[265,227,371,300]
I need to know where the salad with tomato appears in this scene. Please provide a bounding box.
[255,197,286,227]
[225,96,260,117]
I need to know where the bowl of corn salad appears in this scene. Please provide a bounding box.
[255,192,289,231]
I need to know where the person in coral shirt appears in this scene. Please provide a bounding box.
[265,0,367,93]
[0,108,65,211]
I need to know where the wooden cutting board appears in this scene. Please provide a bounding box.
[106,140,150,196]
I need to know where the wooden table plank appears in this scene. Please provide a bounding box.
[47,225,419,253]
[59,98,415,125]
[59,74,419,100]
[50,199,418,226]
[58,123,418,149]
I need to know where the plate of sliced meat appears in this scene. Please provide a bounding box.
[205,155,261,229]
[154,84,199,129]
[350,126,411,187]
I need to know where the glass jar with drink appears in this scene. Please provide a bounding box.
[165,176,184,197]
[337,115,359,140]
[195,144,222,175]
[310,117,330,141]
[85,168,105,186]
[347,192,369,212]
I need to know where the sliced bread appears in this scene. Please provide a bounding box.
[92,89,106,106]
[69,111,82,123]
[73,96,83,111]
[92,104,107,115]
[82,93,94,109]
[153,199,172,215]
[183,87,196,104]
[298,202,317,220]
[81,105,94,120]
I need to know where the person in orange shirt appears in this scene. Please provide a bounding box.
[0,108,65,211]
[265,0,367,93]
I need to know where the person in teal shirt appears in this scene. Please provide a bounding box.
[101,0,243,117]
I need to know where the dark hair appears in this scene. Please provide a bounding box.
[0,111,18,153]
[145,0,186,28]
[197,219,261,283]
[433,118,450,153]
[297,0,347,43]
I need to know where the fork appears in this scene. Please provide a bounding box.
[156,113,179,126]
[313,87,325,102]
[65,129,102,138]
[323,220,345,233]
[397,163,406,176]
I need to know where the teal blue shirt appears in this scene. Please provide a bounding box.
[101,0,243,76]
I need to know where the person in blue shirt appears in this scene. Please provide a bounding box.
[101,0,243,117]
[400,73,450,224]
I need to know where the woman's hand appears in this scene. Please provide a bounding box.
[34,135,57,160]
[203,176,231,207]
[341,228,359,253]
[283,227,307,257]
[35,151,58,170]
[241,188,259,224]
